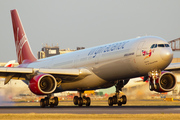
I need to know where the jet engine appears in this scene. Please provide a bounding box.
[149,71,177,92]
[29,73,57,95]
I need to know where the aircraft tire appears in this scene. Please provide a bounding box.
[118,102,122,106]
[40,99,45,108]
[54,97,59,106]
[108,97,113,106]
[44,97,49,106]
[78,97,83,107]
[113,96,117,104]
[149,83,155,91]
[86,97,91,106]
[73,96,78,105]
[121,95,127,104]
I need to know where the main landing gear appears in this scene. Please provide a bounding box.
[73,90,91,107]
[40,94,59,108]
[108,80,127,106]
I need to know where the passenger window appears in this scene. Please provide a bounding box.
[158,44,164,47]
[165,44,170,47]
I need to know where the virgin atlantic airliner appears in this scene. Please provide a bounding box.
[0,9,176,107]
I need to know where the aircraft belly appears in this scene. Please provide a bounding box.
[60,73,114,91]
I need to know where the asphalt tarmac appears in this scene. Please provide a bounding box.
[0,106,180,114]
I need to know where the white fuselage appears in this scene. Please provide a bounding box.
[26,36,173,92]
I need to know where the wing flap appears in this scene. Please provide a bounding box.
[39,68,80,76]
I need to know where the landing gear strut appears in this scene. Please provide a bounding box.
[40,94,59,108]
[108,80,127,106]
[148,70,161,91]
[73,90,91,106]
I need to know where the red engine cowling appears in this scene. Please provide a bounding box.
[149,71,177,92]
[29,73,57,95]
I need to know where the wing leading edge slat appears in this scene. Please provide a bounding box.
[165,63,180,71]
[0,67,91,83]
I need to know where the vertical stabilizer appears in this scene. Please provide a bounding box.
[11,9,37,64]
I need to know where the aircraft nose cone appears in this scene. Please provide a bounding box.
[160,48,173,62]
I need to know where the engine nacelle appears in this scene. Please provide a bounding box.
[29,73,57,95]
[149,71,177,92]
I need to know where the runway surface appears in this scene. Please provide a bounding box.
[0,106,180,114]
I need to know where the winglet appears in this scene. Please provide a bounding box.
[11,9,37,64]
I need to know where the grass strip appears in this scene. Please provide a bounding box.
[0,114,180,120]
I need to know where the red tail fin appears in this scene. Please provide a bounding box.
[11,9,37,64]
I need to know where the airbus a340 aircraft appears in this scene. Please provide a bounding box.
[0,9,177,107]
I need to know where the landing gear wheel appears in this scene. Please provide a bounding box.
[149,82,155,91]
[108,97,113,106]
[121,95,127,104]
[85,97,91,106]
[108,95,127,106]
[73,96,78,105]
[44,97,49,106]
[54,97,59,106]
[118,102,122,106]
[107,80,128,107]
[40,99,45,108]
[113,96,117,104]
[74,91,92,107]
[39,94,59,108]
[78,97,83,107]
[50,104,54,108]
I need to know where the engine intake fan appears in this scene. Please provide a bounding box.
[29,73,57,95]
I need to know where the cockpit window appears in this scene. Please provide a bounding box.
[165,44,170,47]
[150,44,157,48]
[150,44,155,48]
[158,44,164,47]
[151,44,169,48]
[154,44,157,48]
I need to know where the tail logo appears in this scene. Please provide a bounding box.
[15,27,28,63]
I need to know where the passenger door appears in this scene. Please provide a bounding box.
[136,41,145,57]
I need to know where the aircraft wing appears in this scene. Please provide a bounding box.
[0,67,91,84]
[165,63,180,71]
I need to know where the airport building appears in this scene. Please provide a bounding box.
[37,44,85,59]
[37,44,60,59]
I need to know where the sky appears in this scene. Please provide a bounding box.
[1,0,180,62]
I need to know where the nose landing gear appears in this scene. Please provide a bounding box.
[148,70,161,91]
